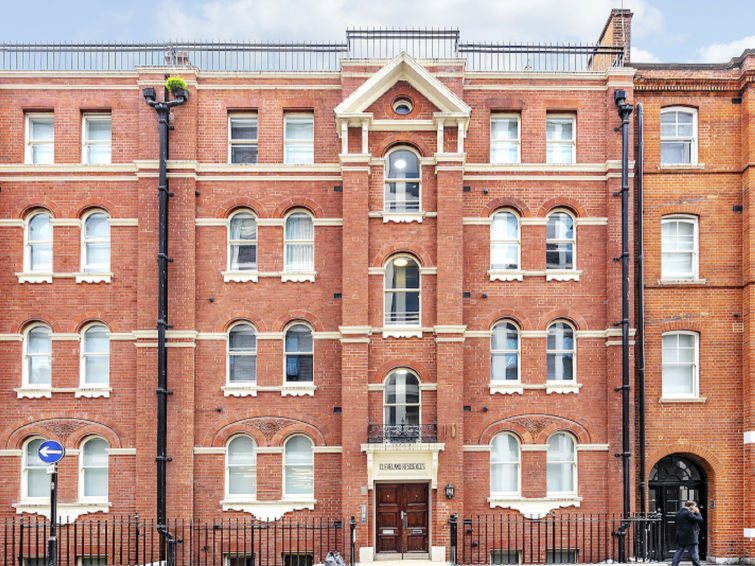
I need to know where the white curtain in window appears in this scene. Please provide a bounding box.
[491,322,519,381]
[27,326,52,385]
[229,213,258,271]
[85,117,112,164]
[662,333,697,396]
[490,434,520,494]
[82,438,108,498]
[29,116,54,164]
[227,436,257,496]
[25,439,47,498]
[84,213,110,272]
[547,322,574,381]
[229,324,257,383]
[490,212,519,270]
[285,213,314,271]
[28,213,52,272]
[284,436,313,496]
[547,433,575,493]
[83,325,109,385]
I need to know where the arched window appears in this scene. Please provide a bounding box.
[547,433,577,494]
[490,433,520,495]
[24,324,52,387]
[228,323,257,384]
[546,211,575,270]
[23,438,47,499]
[384,256,420,326]
[228,211,258,271]
[547,321,575,382]
[490,210,520,270]
[284,436,314,497]
[662,331,699,398]
[491,321,519,382]
[25,212,53,273]
[81,211,110,273]
[285,324,313,383]
[384,370,420,435]
[80,437,108,499]
[81,324,109,387]
[284,212,314,273]
[226,436,257,498]
[661,107,697,164]
[661,215,698,280]
[384,148,420,213]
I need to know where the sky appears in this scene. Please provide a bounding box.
[1,0,753,64]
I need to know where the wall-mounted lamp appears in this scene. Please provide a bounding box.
[445,484,455,499]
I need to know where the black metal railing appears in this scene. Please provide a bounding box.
[449,512,662,565]
[2,515,356,566]
[367,421,438,443]
[0,30,625,72]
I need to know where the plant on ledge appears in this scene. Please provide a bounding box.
[165,76,188,99]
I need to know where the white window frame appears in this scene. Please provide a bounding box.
[546,321,576,382]
[25,113,54,165]
[490,209,521,271]
[228,113,259,164]
[546,210,576,271]
[490,320,521,383]
[225,435,257,500]
[283,210,315,278]
[79,437,109,501]
[662,331,700,399]
[546,432,577,496]
[383,369,422,427]
[660,107,698,165]
[284,112,314,165]
[227,210,258,272]
[384,146,422,213]
[23,324,52,388]
[283,435,314,499]
[81,210,111,274]
[383,255,421,328]
[81,113,112,165]
[284,322,314,384]
[24,211,53,274]
[661,215,698,280]
[490,433,521,497]
[80,323,110,390]
[21,437,47,502]
[490,114,521,164]
[227,322,257,385]
[546,114,576,165]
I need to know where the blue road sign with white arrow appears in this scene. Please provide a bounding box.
[38,440,65,464]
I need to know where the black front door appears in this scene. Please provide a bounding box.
[649,455,707,560]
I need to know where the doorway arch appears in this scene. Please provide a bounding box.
[649,454,707,560]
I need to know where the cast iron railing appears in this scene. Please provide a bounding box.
[449,512,662,565]
[1,515,356,566]
[0,30,625,72]
[367,421,438,443]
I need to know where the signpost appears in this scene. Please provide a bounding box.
[38,440,65,566]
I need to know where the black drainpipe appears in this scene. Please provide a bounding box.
[636,103,647,513]
[143,83,187,566]
[614,89,633,563]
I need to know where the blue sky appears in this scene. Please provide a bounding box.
[1,0,753,63]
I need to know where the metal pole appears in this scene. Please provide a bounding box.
[47,464,57,566]
[636,103,647,513]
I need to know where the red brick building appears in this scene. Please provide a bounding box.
[0,10,751,565]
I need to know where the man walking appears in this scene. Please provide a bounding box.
[671,500,704,566]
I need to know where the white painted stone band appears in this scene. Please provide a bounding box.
[744,431,755,444]
[744,528,755,538]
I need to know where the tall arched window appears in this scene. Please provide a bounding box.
[284,212,314,273]
[228,323,257,384]
[546,211,575,270]
[285,324,313,383]
[226,436,257,498]
[491,321,519,382]
[384,148,420,213]
[384,256,420,327]
[284,436,314,497]
[25,211,53,272]
[81,324,109,387]
[547,433,577,494]
[24,324,52,387]
[384,370,421,440]
[23,438,47,499]
[80,437,108,499]
[228,211,257,271]
[547,321,575,382]
[490,433,520,495]
[490,210,520,270]
[82,211,110,273]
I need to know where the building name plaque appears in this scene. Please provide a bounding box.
[379,463,426,471]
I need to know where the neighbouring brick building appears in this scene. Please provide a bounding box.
[0,9,752,565]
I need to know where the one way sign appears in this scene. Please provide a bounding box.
[38,440,65,464]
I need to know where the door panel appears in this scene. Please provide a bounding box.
[375,483,429,554]
[403,483,429,553]
[376,484,401,553]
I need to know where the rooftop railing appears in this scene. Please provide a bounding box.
[0,29,624,73]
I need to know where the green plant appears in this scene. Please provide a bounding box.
[165,76,187,93]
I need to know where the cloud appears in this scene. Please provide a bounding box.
[697,36,755,63]
[631,46,660,63]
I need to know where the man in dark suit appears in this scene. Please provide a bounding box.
[671,500,704,566]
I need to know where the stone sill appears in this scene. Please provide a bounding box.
[221,499,315,520]
[223,271,259,283]
[489,383,524,395]
[489,270,524,282]
[222,384,317,397]
[657,278,706,285]
[382,213,425,224]
[488,496,582,518]
[76,273,112,284]
[545,383,582,394]
[281,272,316,283]
[15,387,111,399]
[658,163,705,170]
[13,501,111,523]
[16,273,52,283]
[546,270,582,282]
[382,327,423,339]
[658,397,706,403]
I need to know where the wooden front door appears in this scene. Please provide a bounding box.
[376,483,429,555]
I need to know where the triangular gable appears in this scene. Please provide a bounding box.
[335,52,471,118]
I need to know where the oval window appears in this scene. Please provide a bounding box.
[393,98,413,116]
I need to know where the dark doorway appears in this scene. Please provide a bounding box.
[375,483,429,555]
[648,455,707,560]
